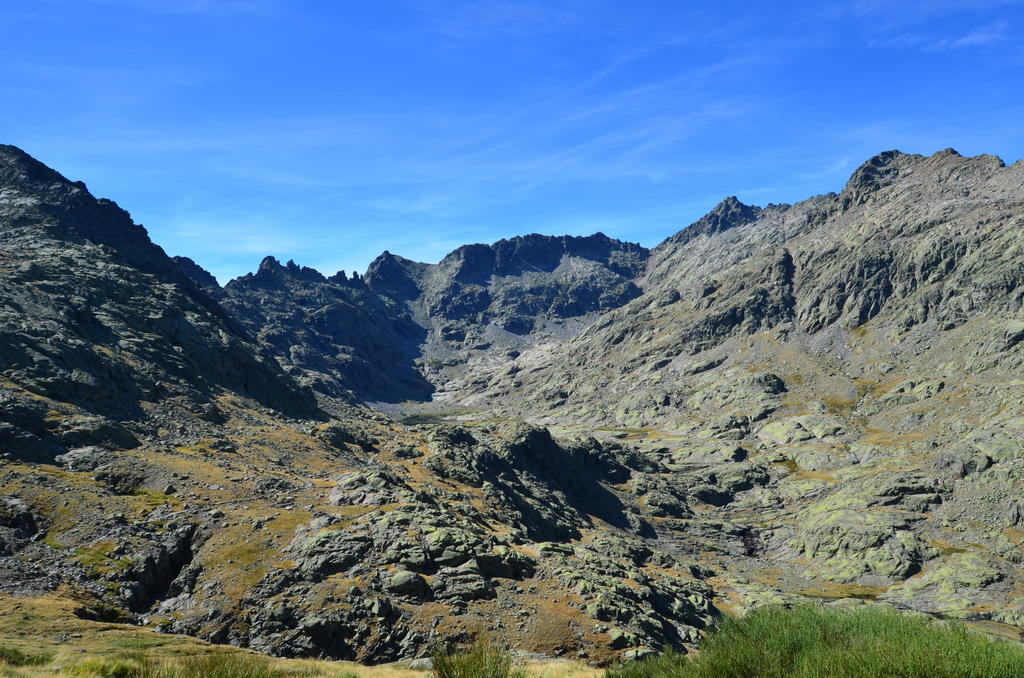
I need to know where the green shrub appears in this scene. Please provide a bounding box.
[166,653,314,678]
[0,646,52,667]
[606,604,1024,678]
[431,638,528,678]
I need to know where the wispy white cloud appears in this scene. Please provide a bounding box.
[8,61,212,94]
[364,193,467,218]
[105,52,757,222]
[169,213,305,256]
[351,98,750,221]
[832,0,1022,23]
[947,21,1008,47]
[798,156,853,180]
[871,20,1010,51]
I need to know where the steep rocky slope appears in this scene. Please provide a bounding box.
[218,257,431,403]
[2,145,1024,667]
[361,235,648,393]
[0,145,318,462]
[459,149,1024,422]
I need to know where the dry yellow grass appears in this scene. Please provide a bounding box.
[276,656,602,678]
[531,661,603,678]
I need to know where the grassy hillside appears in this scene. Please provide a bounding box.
[0,595,598,678]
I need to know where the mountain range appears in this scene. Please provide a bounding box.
[1,143,1023,665]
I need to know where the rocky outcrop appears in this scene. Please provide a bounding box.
[413,233,648,327]
[221,256,431,402]
[363,233,651,395]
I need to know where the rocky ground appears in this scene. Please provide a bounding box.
[1,144,1023,666]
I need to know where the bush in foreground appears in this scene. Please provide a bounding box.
[431,638,528,678]
[606,604,1024,678]
[605,650,687,678]
[69,651,318,678]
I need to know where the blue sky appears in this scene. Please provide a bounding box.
[4,1,1023,283]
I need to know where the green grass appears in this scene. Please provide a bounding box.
[0,646,51,667]
[431,639,528,678]
[604,650,687,678]
[74,541,134,577]
[67,651,320,678]
[605,604,1024,678]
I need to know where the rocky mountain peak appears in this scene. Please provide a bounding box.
[0,144,70,192]
[364,250,429,300]
[491,232,648,278]
[432,233,649,287]
[0,145,159,267]
[231,255,327,288]
[172,255,221,293]
[841,148,1016,209]
[664,195,763,247]
[0,148,321,445]
[841,149,918,202]
[438,243,497,284]
[258,254,281,270]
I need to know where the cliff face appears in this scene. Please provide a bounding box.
[2,145,1024,666]
[358,233,650,392]
[408,233,648,328]
[219,256,432,403]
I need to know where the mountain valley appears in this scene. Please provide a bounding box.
[2,144,1024,666]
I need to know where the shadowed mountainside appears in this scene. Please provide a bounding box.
[0,145,319,461]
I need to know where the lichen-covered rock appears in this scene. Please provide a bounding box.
[387,570,428,596]
[791,473,944,581]
[882,553,1004,617]
[297,532,372,579]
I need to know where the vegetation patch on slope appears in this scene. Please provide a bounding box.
[605,604,1024,678]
